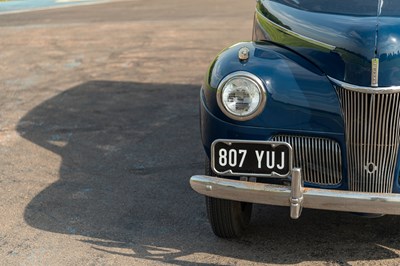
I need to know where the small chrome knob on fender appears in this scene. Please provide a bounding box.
[238,47,250,61]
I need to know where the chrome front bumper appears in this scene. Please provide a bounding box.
[190,168,400,219]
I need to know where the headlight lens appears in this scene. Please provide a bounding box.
[217,72,266,121]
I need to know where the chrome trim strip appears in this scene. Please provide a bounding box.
[371,58,379,87]
[211,139,293,178]
[329,77,400,94]
[255,9,336,51]
[190,174,400,217]
[216,71,267,121]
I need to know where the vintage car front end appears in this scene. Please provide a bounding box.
[190,0,400,238]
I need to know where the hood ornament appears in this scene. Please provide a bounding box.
[371,58,379,87]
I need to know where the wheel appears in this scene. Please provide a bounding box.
[205,158,252,238]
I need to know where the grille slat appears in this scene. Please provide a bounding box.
[337,87,400,193]
[270,135,342,185]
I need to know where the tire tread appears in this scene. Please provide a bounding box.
[205,157,252,238]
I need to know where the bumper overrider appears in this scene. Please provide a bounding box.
[190,168,400,219]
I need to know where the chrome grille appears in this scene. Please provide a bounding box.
[270,135,342,185]
[337,88,400,193]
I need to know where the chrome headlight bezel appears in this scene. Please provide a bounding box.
[216,71,267,121]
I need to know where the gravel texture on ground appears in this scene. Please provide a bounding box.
[0,0,400,265]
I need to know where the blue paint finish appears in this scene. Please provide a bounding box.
[255,1,400,87]
[269,0,379,16]
[392,153,400,193]
[203,42,343,133]
[201,41,348,189]
[377,18,400,87]
[200,88,348,190]
[201,1,400,192]
[255,1,377,87]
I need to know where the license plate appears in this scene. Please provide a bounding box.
[211,139,293,178]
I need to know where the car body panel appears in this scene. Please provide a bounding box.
[254,0,400,87]
[201,41,349,189]
[377,18,400,86]
[203,42,343,132]
[191,1,400,223]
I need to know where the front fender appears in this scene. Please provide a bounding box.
[202,41,344,134]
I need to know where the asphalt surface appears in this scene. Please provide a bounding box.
[1,0,400,265]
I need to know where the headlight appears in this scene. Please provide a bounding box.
[217,71,266,121]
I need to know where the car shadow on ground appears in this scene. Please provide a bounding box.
[17,81,400,264]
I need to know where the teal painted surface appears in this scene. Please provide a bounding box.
[0,0,104,13]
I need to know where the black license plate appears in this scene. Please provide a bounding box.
[211,140,292,177]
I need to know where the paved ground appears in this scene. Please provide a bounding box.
[1,0,400,265]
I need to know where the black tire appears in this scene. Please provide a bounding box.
[205,158,252,238]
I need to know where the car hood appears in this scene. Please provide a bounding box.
[256,0,400,87]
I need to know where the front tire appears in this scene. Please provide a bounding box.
[205,159,252,238]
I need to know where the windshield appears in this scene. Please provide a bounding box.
[269,0,400,16]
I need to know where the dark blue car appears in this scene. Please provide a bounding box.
[190,0,400,238]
